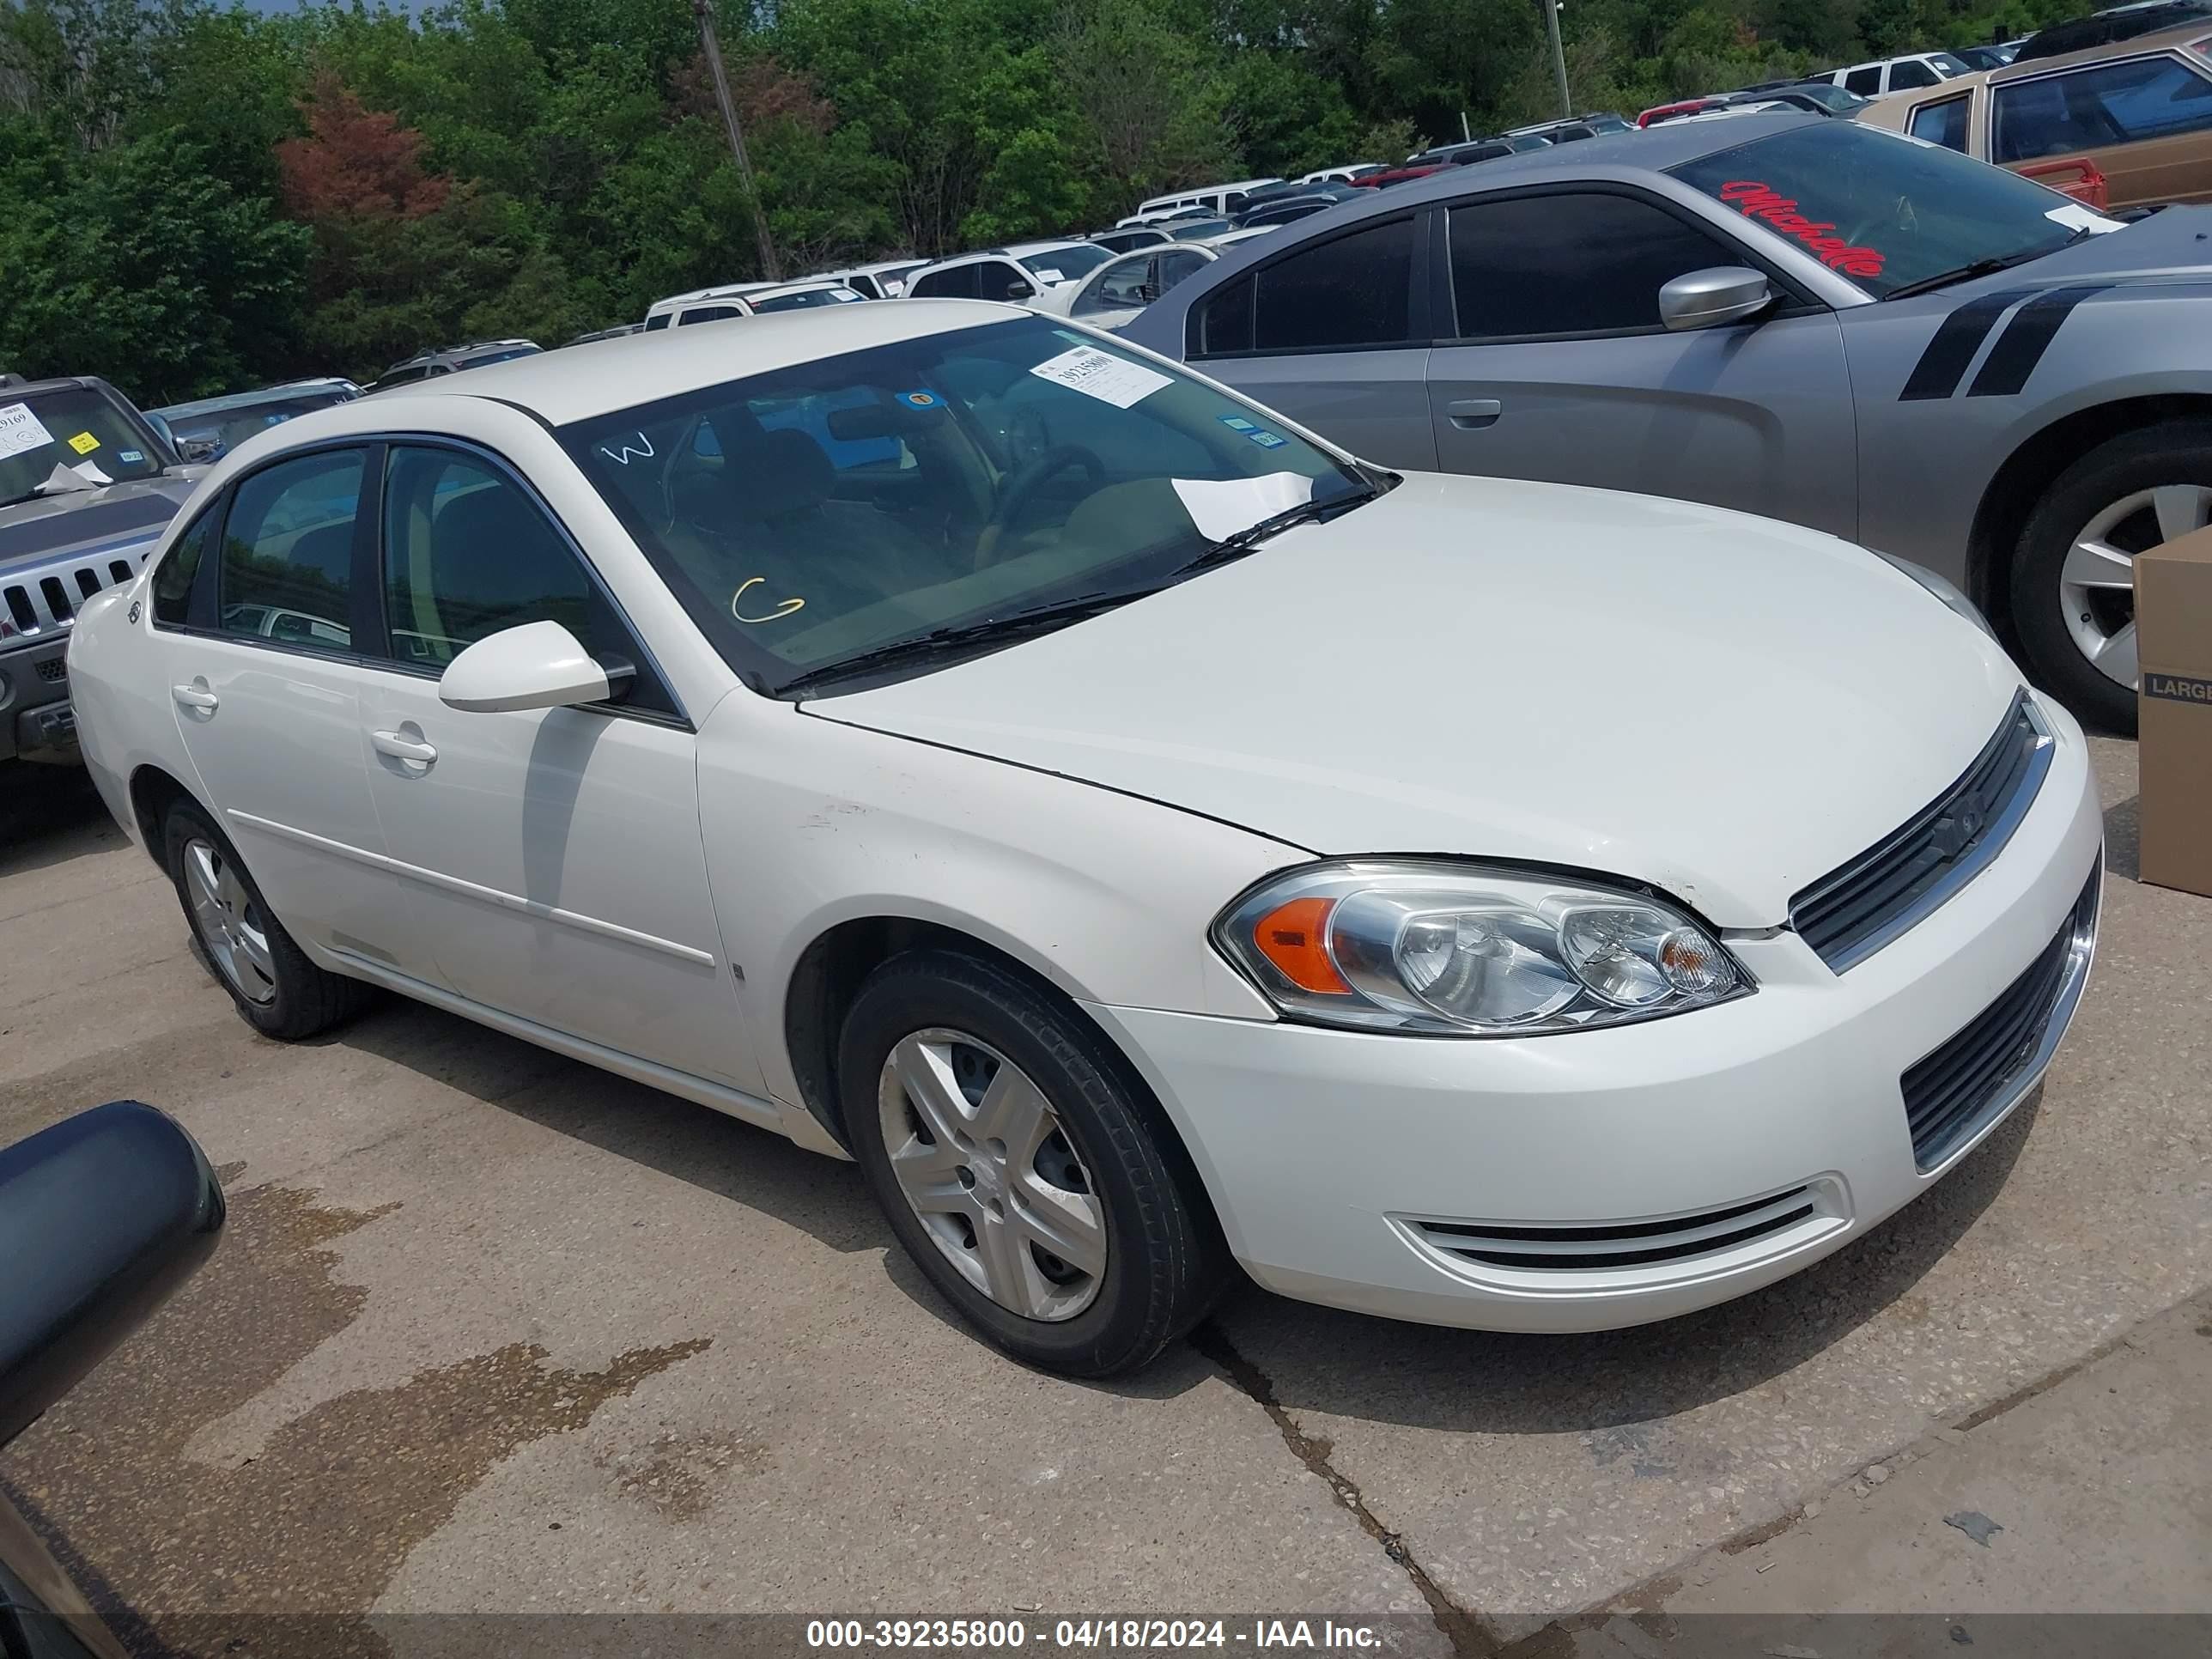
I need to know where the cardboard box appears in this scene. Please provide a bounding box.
[2136,524,2212,899]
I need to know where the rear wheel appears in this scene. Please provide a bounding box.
[2013,420,2212,733]
[839,948,1227,1376]
[162,799,372,1040]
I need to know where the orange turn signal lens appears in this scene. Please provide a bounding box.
[1251,896,1352,995]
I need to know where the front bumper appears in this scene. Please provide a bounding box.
[0,641,78,763]
[1086,696,2106,1334]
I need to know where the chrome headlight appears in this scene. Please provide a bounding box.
[1869,550,1998,642]
[1213,861,1752,1036]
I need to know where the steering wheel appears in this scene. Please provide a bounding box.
[975,444,1106,568]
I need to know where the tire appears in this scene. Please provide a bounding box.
[162,798,372,1040]
[2012,419,2212,734]
[839,948,1228,1376]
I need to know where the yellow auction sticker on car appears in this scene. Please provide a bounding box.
[67,431,100,454]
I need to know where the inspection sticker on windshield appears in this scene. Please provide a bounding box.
[1030,345,1171,408]
[1247,430,1287,449]
[0,403,56,462]
[67,431,100,454]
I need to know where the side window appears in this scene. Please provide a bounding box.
[679,304,744,325]
[846,274,880,299]
[1844,65,1883,95]
[643,313,672,331]
[218,449,364,649]
[1890,59,1940,90]
[976,260,1029,302]
[1158,248,1208,287]
[1080,257,1156,314]
[378,446,672,714]
[912,264,980,300]
[1996,56,2212,161]
[1909,93,1972,151]
[1196,272,1255,355]
[1250,216,1415,352]
[1449,191,1739,339]
[152,507,216,627]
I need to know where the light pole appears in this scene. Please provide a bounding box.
[1543,0,1571,118]
[693,0,781,282]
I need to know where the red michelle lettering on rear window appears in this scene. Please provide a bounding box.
[1717,180,1886,278]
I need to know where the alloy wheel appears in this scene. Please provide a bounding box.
[876,1028,1107,1322]
[2060,483,2210,690]
[184,837,278,1006]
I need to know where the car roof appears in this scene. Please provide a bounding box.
[360,300,1031,425]
[1386,108,1819,195]
[153,382,354,418]
[1995,15,2212,73]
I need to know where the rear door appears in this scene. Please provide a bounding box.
[1184,210,1437,468]
[1424,185,1858,540]
[1991,51,2212,207]
[158,444,410,970]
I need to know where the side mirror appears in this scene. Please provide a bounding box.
[438,619,624,714]
[0,1102,225,1449]
[1658,266,1775,331]
[1005,280,1036,301]
[175,435,222,463]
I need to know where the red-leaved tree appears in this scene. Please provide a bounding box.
[275,72,452,223]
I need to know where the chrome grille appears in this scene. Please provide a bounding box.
[1408,1183,1830,1273]
[1790,690,2050,973]
[0,546,150,641]
[1901,868,2100,1171]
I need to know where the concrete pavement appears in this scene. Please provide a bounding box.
[1,734,2206,1656]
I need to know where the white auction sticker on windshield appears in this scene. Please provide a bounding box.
[1030,345,1172,408]
[0,402,57,462]
[2046,202,2125,234]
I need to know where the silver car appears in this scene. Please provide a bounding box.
[1124,112,2212,730]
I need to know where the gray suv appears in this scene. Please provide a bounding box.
[0,374,200,771]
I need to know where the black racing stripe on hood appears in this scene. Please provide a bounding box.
[0,493,179,569]
[1899,289,2040,402]
[1966,283,2114,398]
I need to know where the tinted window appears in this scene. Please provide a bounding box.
[975,260,1032,302]
[752,288,862,313]
[1197,273,1256,355]
[1994,55,2212,160]
[1844,66,1882,94]
[1158,248,1209,287]
[644,313,672,331]
[679,305,744,325]
[911,264,981,300]
[1889,59,1940,89]
[1449,191,1736,337]
[218,449,364,649]
[380,364,431,385]
[1250,216,1415,352]
[153,508,215,626]
[1910,94,1972,150]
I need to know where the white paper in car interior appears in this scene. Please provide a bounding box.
[1032,267,1065,283]
[0,402,57,462]
[2045,202,2125,234]
[1029,345,1172,408]
[1170,472,1314,542]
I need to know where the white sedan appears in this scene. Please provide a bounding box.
[1036,243,1221,330]
[67,302,2103,1376]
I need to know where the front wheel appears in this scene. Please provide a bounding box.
[839,949,1227,1376]
[2012,419,2212,733]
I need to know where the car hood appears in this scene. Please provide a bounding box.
[0,474,198,574]
[807,474,2025,927]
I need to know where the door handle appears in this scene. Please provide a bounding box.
[370,729,438,766]
[171,681,218,712]
[1446,398,1504,429]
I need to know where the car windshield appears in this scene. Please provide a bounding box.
[1929,52,1972,75]
[1021,246,1109,282]
[0,386,166,505]
[1668,121,2095,298]
[1790,82,1865,111]
[561,315,1372,695]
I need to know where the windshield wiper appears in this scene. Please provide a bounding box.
[777,590,1139,696]
[1883,228,2094,301]
[1170,486,1382,580]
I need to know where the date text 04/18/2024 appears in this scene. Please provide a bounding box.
[805,1620,1384,1650]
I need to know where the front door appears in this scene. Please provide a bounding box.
[161,444,409,971]
[1424,187,1858,542]
[353,441,753,1091]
